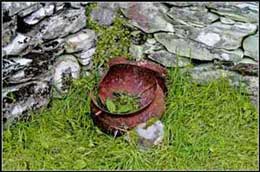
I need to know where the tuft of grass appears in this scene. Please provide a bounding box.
[3,67,258,170]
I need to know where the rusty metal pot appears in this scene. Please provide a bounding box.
[90,57,167,136]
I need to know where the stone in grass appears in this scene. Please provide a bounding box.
[52,55,80,98]
[126,119,164,150]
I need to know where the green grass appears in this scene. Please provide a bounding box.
[3,67,258,170]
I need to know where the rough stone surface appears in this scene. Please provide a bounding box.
[52,55,81,96]
[24,3,55,25]
[243,33,259,61]
[2,81,51,123]
[132,120,164,150]
[2,2,39,16]
[2,33,31,56]
[75,47,96,66]
[34,8,86,40]
[207,2,259,23]
[193,22,257,50]
[3,58,33,81]
[167,6,219,27]
[148,50,191,67]
[121,2,175,33]
[154,33,217,61]
[64,29,96,53]
[220,17,236,25]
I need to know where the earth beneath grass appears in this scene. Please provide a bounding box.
[3,68,258,170]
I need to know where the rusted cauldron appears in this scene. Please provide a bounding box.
[90,57,167,136]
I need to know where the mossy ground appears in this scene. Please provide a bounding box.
[2,4,259,170]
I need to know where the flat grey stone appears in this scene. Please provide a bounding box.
[193,22,257,50]
[33,8,86,41]
[148,50,191,67]
[220,17,236,25]
[24,3,55,25]
[207,2,259,23]
[121,2,174,33]
[2,2,40,16]
[154,33,217,61]
[243,33,259,61]
[167,6,219,28]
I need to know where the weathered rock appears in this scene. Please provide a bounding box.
[2,2,39,16]
[64,29,96,53]
[154,33,216,61]
[5,52,54,84]
[90,2,119,26]
[75,47,96,66]
[24,3,55,25]
[134,120,164,150]
[17,3,42,17]
[207,2,259,23]
[32,8,86,40]
[2,33,31,56]
[121,2,175,33]
[243,33,259,61]
[193,22,257,50]
[2,16,17,47]
[167,6,219,27]
[188,64,244,86]
[52,55,80,96]
[220,17,236,25]
[211,48,244,63]
[148,50,191,67]
[2,81,51,123]
[3,58,33,80]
